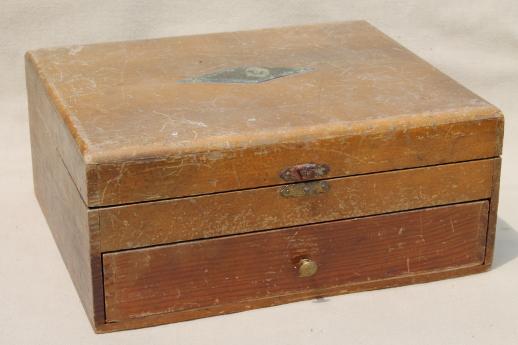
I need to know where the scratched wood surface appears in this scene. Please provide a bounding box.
[25,21,504,206]
[27,59,105,328]
[25,21,504,333]
[98,264,490,332]
[103,201,489,322]
[99,159,494,252]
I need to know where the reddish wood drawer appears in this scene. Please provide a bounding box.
[103,201,489,322]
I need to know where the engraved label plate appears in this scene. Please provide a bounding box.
[179,66,313,84]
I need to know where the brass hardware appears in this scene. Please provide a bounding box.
[280,163,330,182]
[279,180,330,198]
[297,258,318,278]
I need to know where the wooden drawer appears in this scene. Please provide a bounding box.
[103,201,489,323]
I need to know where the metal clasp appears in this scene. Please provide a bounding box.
[280,163,330,182]
[279,181,330,198]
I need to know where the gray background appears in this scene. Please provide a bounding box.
[1,1,517,344]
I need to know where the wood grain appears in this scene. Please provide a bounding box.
[25,52,89,201]
[99,159,494,252]
[483,157,502,266]
[26,21,503,206]
[86,116,502,206]
[26,59,105,328]
[103,201,489,322]
[97,263,490,332]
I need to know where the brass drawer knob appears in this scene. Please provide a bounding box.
[297,258,318,278]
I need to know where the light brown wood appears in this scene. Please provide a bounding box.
[26,58,105,328]
[103,201,489,323]
[85,115,502,206]
[26,21,503,206]
[25,21,504,333]
[99,159,495,252]
[24,54,89,200]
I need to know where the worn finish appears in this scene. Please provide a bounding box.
[26,21,503,206]
[483,157,502,266]
[87,114,502,206]
[97,263,489,332]
[279,180,330,198]
[26,21,504,332]
[99,159,494,252]
[280,163,330,182]
[103,201,489,322]
[27,59,105,328]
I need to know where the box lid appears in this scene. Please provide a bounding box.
[26,21,503,207]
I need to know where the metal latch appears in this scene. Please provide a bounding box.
[279,181,330,198]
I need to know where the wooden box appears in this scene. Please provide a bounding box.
[26,21,504,332]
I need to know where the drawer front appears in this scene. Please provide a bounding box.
[99,159,495,252]
[103,201,489,322]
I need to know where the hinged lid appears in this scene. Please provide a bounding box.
[26,21,503,207]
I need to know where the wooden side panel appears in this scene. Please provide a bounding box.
[25,53,89,204]
[483,157,502,266]
[89,116,502,206]
[99,159,494,252]
[103,201,489,323]
[26,60,104,328]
